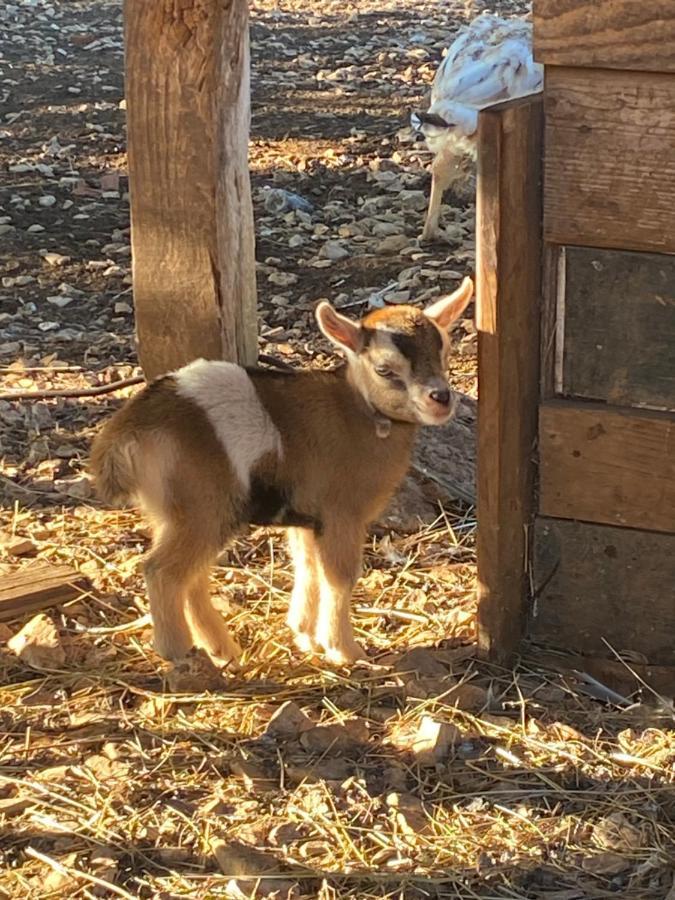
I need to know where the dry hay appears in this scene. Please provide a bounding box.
[0,495,673,899]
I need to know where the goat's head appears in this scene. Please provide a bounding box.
[316,276,473,426]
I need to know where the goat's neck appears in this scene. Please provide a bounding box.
[344,362,406,440]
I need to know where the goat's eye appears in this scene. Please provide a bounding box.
[375,366,395,378]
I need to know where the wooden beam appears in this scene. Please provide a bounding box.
[539,401,675,533]
[476,95,543,663]
[0,563,90,622]
[124,0,257,380]
[531,517,675,667]
[544,66,675,254]
[534,0,675,73]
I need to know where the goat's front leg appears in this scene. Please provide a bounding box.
[286,527,321,654]
[314,521,367,666]
[421,148,459,242]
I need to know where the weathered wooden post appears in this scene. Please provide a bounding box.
[124,0,257,380]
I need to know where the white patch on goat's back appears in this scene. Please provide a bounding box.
[173,359,282,490]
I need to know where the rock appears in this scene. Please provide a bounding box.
[264,701,315,740]
[288,234,304,248]
[320,240,349,261]
[0,533,36,557]
[230,757,279,792]
[398,190,427,211]
[581,852,631,876]
[391,716,460,766]
[394,647,448,679]
[213,841,285,880]
[43,252,71,267]
[372,221,401,237]
[0,224,15,236]
[47,295,73,308]
[442,683,488,713]
[376,234,409,254]
[299,719,368,756]
[268,271,298,287]
[26,224,45,234]
[386,792,430,835]
[284,757,353,784]
[7,614,66,670]
[593,812,642,853]
[54,474,93,499]
[39,195,57,207]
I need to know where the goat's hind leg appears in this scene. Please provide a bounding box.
[143,526,198,661]
[187,569,242,665]
[421,148,459,242]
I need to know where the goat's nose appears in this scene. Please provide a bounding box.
[429,388,451,406]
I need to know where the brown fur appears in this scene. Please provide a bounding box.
[90,279,473,666]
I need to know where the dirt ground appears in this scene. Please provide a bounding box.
[1,1,674,898]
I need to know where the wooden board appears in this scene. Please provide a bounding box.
[544,67,675,254]
[525,646,675,697]
[539,401,675,533]
[534,1,675,73]
[559,247,675,411]
[476,95,543,663]
[530,517,675,666]
[0,563,90,622]
[124,0,257,380]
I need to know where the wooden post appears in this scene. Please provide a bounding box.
[476,96,543,663]
[124,0,257,380]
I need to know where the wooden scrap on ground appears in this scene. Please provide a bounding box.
[0,562,90,623]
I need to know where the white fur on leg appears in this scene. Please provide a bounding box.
[314,565,366,666]
[286,529,320,653]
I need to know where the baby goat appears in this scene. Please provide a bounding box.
[90,277,473,666]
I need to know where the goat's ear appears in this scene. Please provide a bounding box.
[316,301,363,353]
[423,276,474,329]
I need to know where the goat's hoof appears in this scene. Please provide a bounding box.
[322,640,368,667]
[209,636,243,669]
[292,630,318,655]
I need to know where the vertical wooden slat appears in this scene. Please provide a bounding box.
[476,95,543,663]
[124,0,257,380]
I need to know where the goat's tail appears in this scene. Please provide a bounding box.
[89,425,139,506]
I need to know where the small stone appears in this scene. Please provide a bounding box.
[288,234,304,248]
[26,224,45,234]
[376,234,409,254]
[39,195,57,207]
[442,683,488,713]
[411,717,460,765]
[7,614,66,670]
[299,719,368,756]
[398,190,427,211]
[0,533,36,557]
[47,295,73,308]
[53,474,93,500]
[114,301,132,314]
[0,224,15,235]
[14,275,35,286]
[43,252,71,267]
[386,793,430,835]
[9,163,35,173]
[320,240,350,261]
[264,701,315,740]
[268,271,298,287]
[394,647,448,679]
[372,221,401,237]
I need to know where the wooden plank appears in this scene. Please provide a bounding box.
[525,647,675,697]
[561,246,675,411]
[530,517,675,666]
[534,1,675,73]
[539,401,675,533]
[0,563,90,622]
[476,95,543,663]
[544,67,675,254]
[124,0,257,380]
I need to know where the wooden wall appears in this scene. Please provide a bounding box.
[478,1,675,690]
